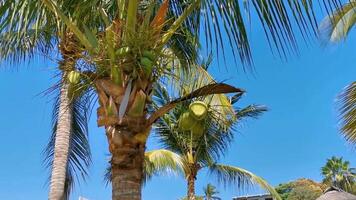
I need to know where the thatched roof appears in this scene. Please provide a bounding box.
[316,187,356,200]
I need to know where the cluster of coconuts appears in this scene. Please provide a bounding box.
[140,50,156,76]
[178,101,208,137]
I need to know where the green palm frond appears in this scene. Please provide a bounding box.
[104,149,184,185]
[169,0,332,65]
[208,163,281,200]
[0,28,55,65]
[43,85,92,199]
[319,1,356,42]
[144,149,184,182]
[35,0,344,68]
[235,105,268,120]
[338,82,356,143]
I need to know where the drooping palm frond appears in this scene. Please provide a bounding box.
[0,1,57,63]
[169,0,336,65]
[144,149,184,182]
[104,149,183,185]
[43,85,92,199]
[208,163,281,200]
[338,82,356,144]
[319,1,356,43]
[0,28,55,65]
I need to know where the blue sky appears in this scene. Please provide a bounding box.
[0,7,355,200]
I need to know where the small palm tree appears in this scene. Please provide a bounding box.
[321,156,356,192]
[319,1,356,144]
[203,184,221,200]
[154,72,280,200]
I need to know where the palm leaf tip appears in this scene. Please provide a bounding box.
[209,164,281,200]
[338,82,356,143]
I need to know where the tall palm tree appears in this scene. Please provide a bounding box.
[319,1,356,144]
[2,0,344,199]
[203,184,221,200]
[0,4,92,200]
[321,156,356,192]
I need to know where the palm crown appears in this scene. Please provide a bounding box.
[321,156,356,192]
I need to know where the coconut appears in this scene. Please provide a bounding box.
[178,112,196,131]
[67,71,81,84]
[142,50,156,61]
[190,122,204,137]
[189,101,208,120]
[116,47,130,56]
[140,57,154,75]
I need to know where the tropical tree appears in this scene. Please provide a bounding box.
[0,2,93,200]
[1,0,344,200]
[203,184,221,200]
[321,156,356,193]
[153,69,280,200]
[319,0,356,144]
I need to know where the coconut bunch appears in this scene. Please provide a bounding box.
[178,101,209,137]
[59,0,185,124]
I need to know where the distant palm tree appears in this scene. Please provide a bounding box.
[203,184,221,200]
[319,1,356,144]
[321,156,356,192]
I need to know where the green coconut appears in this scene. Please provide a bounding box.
[190,122,204,137]
[178,112,196,131]
[67,71,81,84]
[189,101,208,120]
[140,57,154,75]
[142,50,156,61]
[116,46,130,56]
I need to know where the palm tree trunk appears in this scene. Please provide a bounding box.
[49,80,73,200]
[187,174,196,200]
[107,126,145,200]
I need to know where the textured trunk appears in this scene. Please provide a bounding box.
[49,81,73,200]
[187,174,196,200]
[95,68,152,200]
[107,126,145,200]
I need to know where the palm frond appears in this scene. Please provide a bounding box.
[104,149,183,185]
[43,84,92,199]
[319,1,356,43]
[0,0,56,65]
[235,105,268,120]
[338,82,356,143]
[208,163,281,200]
[144,149,184,182]
[169,0,339,66]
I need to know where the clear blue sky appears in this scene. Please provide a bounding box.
[0,7,355,200]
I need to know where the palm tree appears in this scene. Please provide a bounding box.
[154,71,280,200]
[0,2,93,200]
[203,184,221,200]
[319,1,356,144]
[2,1,344,199]
[321,156,356,192]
